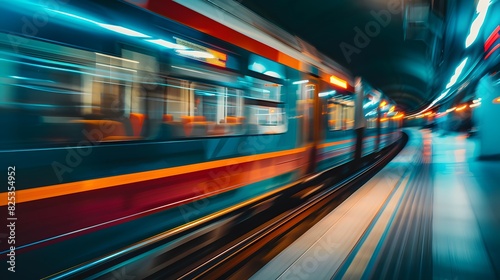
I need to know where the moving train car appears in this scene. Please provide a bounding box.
[0,0,401,276]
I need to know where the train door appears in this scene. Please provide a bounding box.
[296,82,318,172]
[296,83,315,145]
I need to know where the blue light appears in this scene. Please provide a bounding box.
[48,9,150,38]
[146,39,187,49]
[446,58,468,89]
[176,50,215,59]
[97,24,150,38]
[263,71,282,79]
[47,9,100,25]
[292,80,309,85]
[465,0,491,48]
[318,90,336,97]
[249,62,266,73]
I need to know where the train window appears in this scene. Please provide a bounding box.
[328,103,343,130]
[241,76,287,134]
[367,118,377,128]
[242,77,283,102]
[11,58,83,117]
[327,94,355,131]
[246,105,286,134]
[343,105,355,130]
[155,78,245,139]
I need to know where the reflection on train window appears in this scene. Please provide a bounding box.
[243,77,286,134]
[246,106,286,134]
[244,77,282,102]
[367,118,377,128]
[328,103,342,130]
[12,58,82,117]
[0,33,285,148]
[155,78,245,139]
[328,98,354,131]
[343,105,354,130]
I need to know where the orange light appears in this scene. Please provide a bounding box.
[494,97,500,104]
[456,105,467,111]
[389,106,395,113]
[380,117,388,122]
[380,100,387,107]
[393,113,404,119]
[329,75,347,89]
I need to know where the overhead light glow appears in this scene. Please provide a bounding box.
[263,71,283,79]
[446,58,469,89]
[48,9,151,39]
[292,80,309,85]
[318,90,336,97]
[470,102,481,108]
[249,62,266,73]
[393,113,405,119]
[97,23,150,38]
[48,9,100,24]
[494,97,500,104]
[456,104,468,111]
[146,39,187,49]
[465,0,491,48]
[176,50,215,59]
[330,75,348,89]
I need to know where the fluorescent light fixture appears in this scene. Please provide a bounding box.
[318,90,336,97]
[292,80,309,85]
[263,71,282,79]
[176,50,215,59]
[146,39,187,50]
[48,9,151,39]
[476,0,491,13]
[249,62,266,73]
[330,75,348,89]
[465,0,491,48]
[97,23,150,38]
[363,102,373,108]
[446,58,469,89]
[470,102,481,108]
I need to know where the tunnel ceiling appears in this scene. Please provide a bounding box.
[239,0,474,114]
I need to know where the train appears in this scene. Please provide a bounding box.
[0,0,402,277]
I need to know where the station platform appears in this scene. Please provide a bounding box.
[251,128,500,279]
